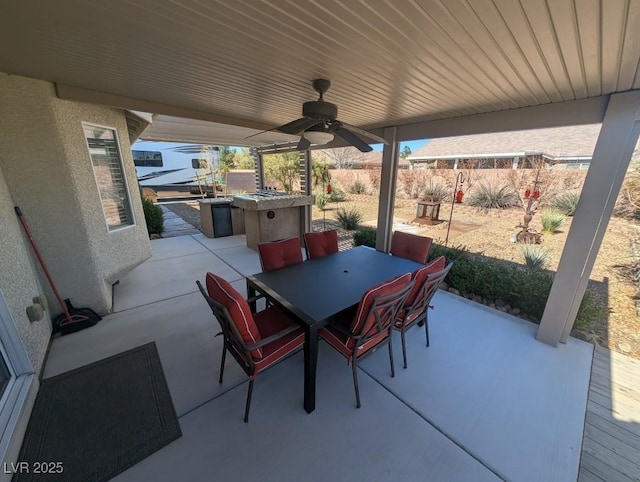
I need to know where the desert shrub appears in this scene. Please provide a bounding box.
[428,243,603,327]
[614,159,640,219]
[521,245,550,270]
[421,179,449,202]
[574,291,608,330]
[353,227,376,247]
[141,197,164,236]
[552,191,580,216]
[336,207,363,230]
[540,210,565,233]
[315,191,329,210]
[369,169,381,191]
[347,179,368,194]
[328,187,345,202]
[467,182,519,209]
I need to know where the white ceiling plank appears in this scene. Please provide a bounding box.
[0,0,637,137]
[575,0,603,97]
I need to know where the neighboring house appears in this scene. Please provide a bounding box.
[406,124,632,170]
[0,74,152,465]
[318,147,411,169]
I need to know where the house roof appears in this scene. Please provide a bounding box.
[0,2,638,147]
[407,124,640,161]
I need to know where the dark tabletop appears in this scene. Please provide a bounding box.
[248,246,422,325]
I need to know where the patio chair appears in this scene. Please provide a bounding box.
[257,237,304,272]
[304,230,339,260]
[394,257,453,368]
[319,273,413,408]
[197,273,304,422]
[389,231,433,264]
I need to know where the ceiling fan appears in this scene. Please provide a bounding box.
[261,79,388,152]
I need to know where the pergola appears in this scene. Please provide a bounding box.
[1,0,639,347]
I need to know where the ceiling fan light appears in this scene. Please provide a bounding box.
[302,130,334,145]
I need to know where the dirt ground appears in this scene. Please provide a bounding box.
[311,194,640,360]
[164,194,640,359]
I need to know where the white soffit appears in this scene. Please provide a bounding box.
[0,0,638,135]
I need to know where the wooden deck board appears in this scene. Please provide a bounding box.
[579,346,640,482]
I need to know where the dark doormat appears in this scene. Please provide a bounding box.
[15,342,181,482]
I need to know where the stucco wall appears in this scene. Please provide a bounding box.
[0,73,151,321]
[0,168,50,373]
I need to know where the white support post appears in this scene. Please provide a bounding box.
[537,91,640,346]
[302,149,312,234]
[376,127,399,253]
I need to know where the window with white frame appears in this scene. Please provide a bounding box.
[83,124,134,230]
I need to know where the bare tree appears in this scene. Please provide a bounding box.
[321,147,364,169]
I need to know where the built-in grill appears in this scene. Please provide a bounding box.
[256,188,289,197]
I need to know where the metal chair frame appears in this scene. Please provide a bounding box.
[322,280,414,408]
[394,262,453,368]
[197,280,301,422]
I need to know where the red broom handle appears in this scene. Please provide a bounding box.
[14,206,72,321]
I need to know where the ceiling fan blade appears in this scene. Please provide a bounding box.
[277,117,322,135]
[296,135,311,150]
[329,124,373,152]
[244,127,279,140]
[338,122,389,145]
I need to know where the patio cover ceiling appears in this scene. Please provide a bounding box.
[0,1,639,146]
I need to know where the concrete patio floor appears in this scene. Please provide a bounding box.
[43,234,597,482]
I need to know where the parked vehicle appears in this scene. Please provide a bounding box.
[131,141,222,190]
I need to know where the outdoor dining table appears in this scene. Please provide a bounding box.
[246,245,422,413]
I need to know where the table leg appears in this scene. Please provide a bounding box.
[246,279,257,313]
[303,324,320,413]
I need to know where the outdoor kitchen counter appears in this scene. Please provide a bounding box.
[232,193,315,211]
[232,194,315,250]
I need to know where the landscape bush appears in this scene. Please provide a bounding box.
[336,206,363,230]
[521,245,550,270]
[142,197,164,236]
[421,179,449,202]
[467,182,520,209]
[540,210,565,233]
[328,187,345,202]
[552,191,580,216]
[347,179,368,194]
[353,226,376,247]
[428,243,605,328]
[315,191,329,210]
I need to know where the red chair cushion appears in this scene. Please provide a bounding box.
[206,273,263,360]
[320,322,389,362]
[395,256,447,328]
[258,238,303,272]
[350,272,412,338]
[253,307,304,373]
[405,256,446,307]
[390,231,433,264]
[304,230,339,259]
[320,273,411,360]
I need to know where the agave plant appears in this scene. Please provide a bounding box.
[552,191,580,216]
[467,182,519,209]
[521,245,550,270]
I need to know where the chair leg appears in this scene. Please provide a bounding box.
[219,347,227,383]
[388,338,395,378]
[400,329,408,369]
[424,315,430,347]
[244,379,254,423]
[351,360,361,409]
